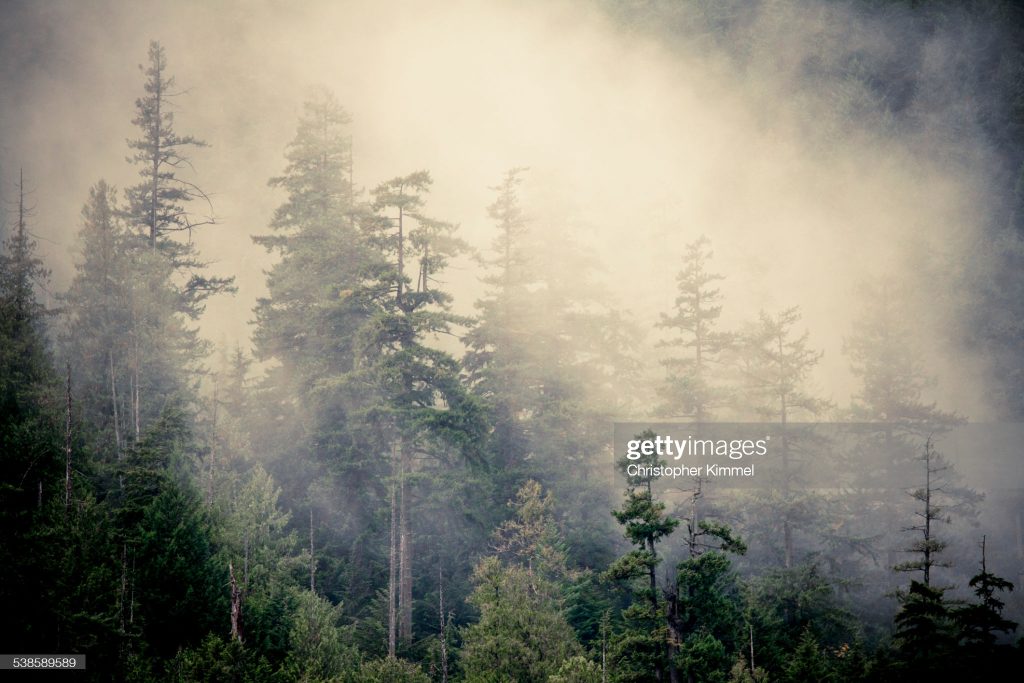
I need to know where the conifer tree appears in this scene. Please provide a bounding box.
[0,169,65,652]
[605,433,679,683]
[463,169,633,583]
[657,235,733,422]
[840,280,964,584]
[120,41,233,437]
[741,307,828,568]
[894,439,952,587]
[460,482,581,683]
[891,440,962,679]
[362,170,483,651]
[954,536,1017,675]
[60,181,133,462]
[250,89,385,626]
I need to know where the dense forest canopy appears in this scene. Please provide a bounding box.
[1,0,1023,681]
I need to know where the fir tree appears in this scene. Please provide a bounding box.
[657,235,733,422]
[460,482,581,683]
[605,433,679,683]
[741,307,829,569]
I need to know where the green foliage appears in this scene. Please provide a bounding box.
[605,442,679,682]
[165,633,275,683]
[58,180,133,461]
[893,580,956,676]
[356,657,429,683]
[657,235,734,420]
[283,590,357,683]
[956,561,1017,650]
[677,551,745,647]
[0,176,65,653]
[677,629,730,683]
[460,558,581,682]
[460,483,582,683]
[782,628,835,683]
[547,655,602,683]
[744,563,857,674]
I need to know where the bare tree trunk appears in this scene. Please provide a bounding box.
[119,544,127,637]
[109,350,121,457]
[149,54,162,249]
[397,206,404,303]
[229,560,243,642]
[243,529,250,588]
[129,551,136,628]
[602,620,607,683]
[207,384,218,507]
[779,380,792,570]
[64,363,72,513]
[309,508,316,592]
[1015,509,1024,589]
[399,438,413,644]
[749,623,756,675]
[388,443,398,658]
[438,565,449,683]
[131,330,141,440]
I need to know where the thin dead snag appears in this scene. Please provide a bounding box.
[229,560,243,642]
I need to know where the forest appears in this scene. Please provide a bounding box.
[2,0,1024,681]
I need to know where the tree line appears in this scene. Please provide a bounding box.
[1,40,1021,682]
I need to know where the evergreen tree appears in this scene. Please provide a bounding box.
[673,546,746,683]
[463,169,632,587]
[250,88,384,623]
[0,169,67,652]
[894,439,952,587]
[657,235,733,421]
[953,536,1017,675]
[460,482,582,683]
[845,280,960,430]
[892,580,956,680]
[740,307,829,569]
[283,589,359,682]
[358,656,430,683]
[838,280,965,597]
[113,404,225,666]
[781,628,835,683]
[362,170,484,653]
[605,433,679,683]
[547,656,603,683]
[59,180,134,463]
[120,40,233,437]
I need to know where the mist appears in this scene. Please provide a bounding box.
[2,1,1023,679]
[0,0,1014,419]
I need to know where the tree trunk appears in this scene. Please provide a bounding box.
[399,438,413,644]
[229,561,243,642]
[309,508,316,592]
[438,565,449,683]
[109,349,121,457]
[388,443,398,658]
[64,362,72,513]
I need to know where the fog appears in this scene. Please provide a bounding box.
[0,0,1012,419]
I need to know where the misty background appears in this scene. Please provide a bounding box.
[2,0,1020,421]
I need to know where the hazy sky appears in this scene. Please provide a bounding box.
[0,0,1006,418]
